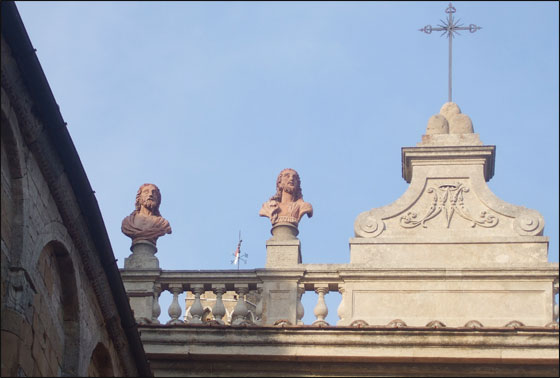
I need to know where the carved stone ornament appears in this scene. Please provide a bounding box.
[121,183,172,247]
[426,320,446,328]
[356,213,385,238]
[386,319,408,328]
[349,319,369,328]
[273,319,293,327]
[504,320,525,328]
[354,103,546,239]
[400,182,499,229]
[512,209,545,236]
[544,322,559,329]
[463,320,484,328]
[259,168,313,228]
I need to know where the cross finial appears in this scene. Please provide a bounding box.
[419,2,482,102]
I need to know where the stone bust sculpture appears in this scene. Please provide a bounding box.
[259,168,313,227]
[121,183,172,246]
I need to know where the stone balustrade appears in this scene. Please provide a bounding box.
[120,267,351,326]
[121,265,559,329]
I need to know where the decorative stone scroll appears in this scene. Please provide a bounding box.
[399,182,499,229]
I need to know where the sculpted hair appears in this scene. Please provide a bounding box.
[134,183,162,216]
[271,168,302,202]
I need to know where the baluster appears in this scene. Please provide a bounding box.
[312,285,329,326]
[255,284,263,325]
[296,285,305,325]
[212,284,227,325]
[189,284,205,324]
[232,284,250,325]
[151,283,162,324]
[337,285,346,325]
[167,284,184,324]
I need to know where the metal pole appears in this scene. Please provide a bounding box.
[448,18,453,102]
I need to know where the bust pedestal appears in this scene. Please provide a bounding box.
[124,240,160,270]
[265,222,301,268]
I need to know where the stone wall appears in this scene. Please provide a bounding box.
[1,4,149,375]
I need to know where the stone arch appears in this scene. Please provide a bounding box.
[36,241,80,376]
[87,342,115,377]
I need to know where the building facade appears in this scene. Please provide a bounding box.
[2,1,558,377]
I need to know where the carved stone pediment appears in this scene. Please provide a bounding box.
[355,151,544,240]
[351,103,548,269]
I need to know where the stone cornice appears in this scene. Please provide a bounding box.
[402,145,496,183]
[138,325,559,363]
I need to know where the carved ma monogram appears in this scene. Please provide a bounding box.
[400,182,498,229]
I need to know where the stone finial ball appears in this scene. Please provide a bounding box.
[440,102,461,122]
[449,113,474,134]
[426,114,449,135]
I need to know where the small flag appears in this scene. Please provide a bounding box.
[231,231,247,268]
[233,243,240,265]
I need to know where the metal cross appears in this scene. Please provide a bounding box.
[419,2,482,102]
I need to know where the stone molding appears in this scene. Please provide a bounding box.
[401,145,495,183]
[138,325,559,365]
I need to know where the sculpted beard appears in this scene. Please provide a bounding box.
[282,183,297,195]
[142,198,158,212]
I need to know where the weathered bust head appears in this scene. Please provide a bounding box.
[135,183,162,216]
[272,168,302,202]
[259,168,313,227]
[122,183,172,246]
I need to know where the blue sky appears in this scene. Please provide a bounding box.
[16,1,558,324]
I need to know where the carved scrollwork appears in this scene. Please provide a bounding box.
[400,183,498,229]
[544,322,559,329]
[513,210,544,236]
[355,211,385,238]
